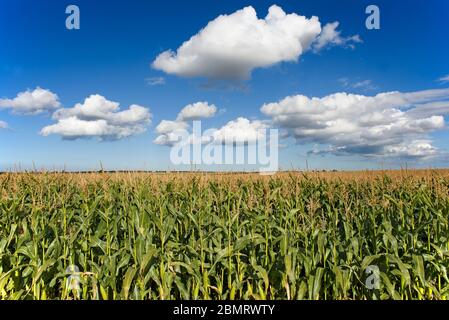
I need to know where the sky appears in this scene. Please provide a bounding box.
[1,0,449,171]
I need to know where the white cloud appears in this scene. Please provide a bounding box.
[211,117,268,144]
[41,94,152,140]
[0,87,61,114]
[154,101,218,145]
[176,102,217,121]
[312,21,361,52]
[152,5,322,80]
[405,100,449,118]
[155,120,188,135]
[438,74,449,83]
[384,140,439,158]
[153,120,189,146]
[261,88,449,158]
[0,120,8,129]
[154,103,266,146]
[153,131,182,146]
[154,116,269,146]
[152,6,361,80]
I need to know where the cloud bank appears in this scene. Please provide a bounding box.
[154,101,265,146]
[41,94,152,140]
[261,88,449,158]
[152,5,359,80]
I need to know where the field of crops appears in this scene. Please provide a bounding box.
[0,170,448,300]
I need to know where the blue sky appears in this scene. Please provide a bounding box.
[1,0,449,171]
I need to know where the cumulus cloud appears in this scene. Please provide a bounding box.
[154,123,188,146]
[152,5,360,80]
[41,94,152,140]
[176,102,217,121]
[153,132,182,146]
[261,88,449,158]
[153,5,323,80]
[154,101,218,145]
[153,99,266,146]
[312,22,362,52]
[0,87,61,114]
[211,117,269,144]
[155,120,189,134]
[384,140,439,158]
[154,116,268,147]
[0,120,8,129]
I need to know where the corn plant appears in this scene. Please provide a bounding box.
[0,170,448,300]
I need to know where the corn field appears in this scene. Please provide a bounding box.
[0,170,448,300]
